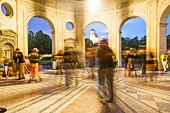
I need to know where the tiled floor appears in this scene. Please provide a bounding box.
[0,68,170,113]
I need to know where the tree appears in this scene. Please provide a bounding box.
[121,37,130,50]
[28,30,52,54]
[139,36,146,45]
[167,35,170,49]
[121,36,147,51]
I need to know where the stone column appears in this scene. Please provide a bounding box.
[16,4,25,54]
[147,3,157,58]
[76,20,84,52]
[56,13,64,52]
[75,13,85,66]
[52,30,57,53]
[158,23,168,70]
[159,23,168,53]
[23,24,28,55]
[117,31,122,68]
[147,2,159,71]
[108,13,121,67]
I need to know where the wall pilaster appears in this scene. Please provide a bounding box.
[51,30,57,53]
[157,23,168,70]
[23,24,28,55]
[17,7,25,54]
[56,13,64,52]
[108,13,121,67]
[147,2,158,60]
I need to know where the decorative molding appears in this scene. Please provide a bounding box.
[64,37,76,48]
[158,0,164,10]
[21,0,57,8]
[117,0,146,9]
[160,23,168,27]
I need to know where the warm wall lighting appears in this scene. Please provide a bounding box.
[89,0,99,13]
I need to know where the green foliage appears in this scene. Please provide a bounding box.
[121,36,146,51]
[167,35,170,49]
[122,35,170,50]
[38,60,51,65]
[28,30,52,54]
[42,56,52,60]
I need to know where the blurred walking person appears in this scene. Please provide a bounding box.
[97,37,115,103]
[24,56,30,74]
[13,50,19,77]
[160,52,168,72]
[52,52,57,70]
[56,50,64,75]
[122,51,129,77]
[127,48,137,77]
[63,47,77,86]
[28,48,42,83]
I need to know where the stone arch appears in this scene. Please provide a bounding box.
[118,13,148,31]
[84,19,109,33]
[1,40,15,48]
[159,1,170,23]
[157,1,170,70]
[25,11,55,31]
[158,2,170,55]
[118,12,147,51]
[25,11,56,53]
[83,18,109,47]
[1,42,14,59]
[117,13,147,67]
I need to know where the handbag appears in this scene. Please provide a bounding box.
[112,56,118,68]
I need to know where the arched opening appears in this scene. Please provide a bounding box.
[1,2,13,17]
[65,22,74,31]
[2,43,14,59]
[121,17,146,69]
[85,23,108,68]
[167,15,170,50]
[160,5,170,53]
[28,17,52,54]
[159,4,170,70]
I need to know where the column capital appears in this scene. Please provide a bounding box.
[25,24,28,29]
[51,31,55,34]
[108,12,116,19]
[160,23,168,27]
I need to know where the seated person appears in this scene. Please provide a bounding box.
[0,61,5,77]
[0,61,5,72]
[7,62,14,77]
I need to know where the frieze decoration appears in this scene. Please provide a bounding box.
[57,5,63,10]
[134,6,147,14]
[64,37,76,48]
[158,0,168,14]
[64,33,76,39]
[26,6,40,13]
[117,0,146,9]
[83,13,109,23]
[63,6,75,12]
[21,0,57,8]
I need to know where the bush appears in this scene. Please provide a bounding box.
[42,57,51,60]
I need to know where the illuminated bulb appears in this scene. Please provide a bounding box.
[89,0,99,13]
